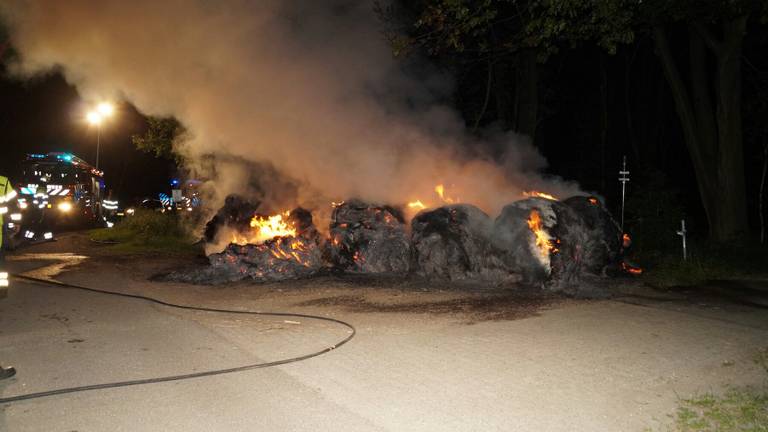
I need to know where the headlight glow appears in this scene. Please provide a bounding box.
[58,202,73,213]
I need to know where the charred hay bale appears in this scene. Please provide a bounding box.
[563,196,622,274]
[202,207,324,283]
[204,194,260,243]
[493,198,592,293]
[327,199,410,274]
[411,205,515,282]
[208,235,324,282]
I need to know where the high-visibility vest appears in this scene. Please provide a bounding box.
[0,175,17,247]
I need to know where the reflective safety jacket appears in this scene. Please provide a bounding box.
[0,175,17,247]
[33,185,49,209]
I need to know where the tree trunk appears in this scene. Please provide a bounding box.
[760,135,767,244]
[653,20,749,242]
[599,53,608,193]
[473,58,493,132]
[513,49,538,139]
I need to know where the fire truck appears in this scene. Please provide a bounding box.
[16,152,106,227]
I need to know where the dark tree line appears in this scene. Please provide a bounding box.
[379,0,768,244]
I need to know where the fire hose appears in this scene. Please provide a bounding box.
[0,274,356,404]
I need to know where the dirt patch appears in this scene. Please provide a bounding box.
[296,291,566,323]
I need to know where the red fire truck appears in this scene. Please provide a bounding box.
[16,152,105,227]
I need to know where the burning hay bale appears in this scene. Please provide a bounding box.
[562,196,623,275]
[411,205,515,282]
[326,199,410,274]
[203,194,259,243]
[493,197,594,293]
[195,208,324,283]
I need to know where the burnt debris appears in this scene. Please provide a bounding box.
[203,194,260,243]
[206,207,323,282]
[411,205,515,282]
[326,199,411,274]
[493,197,609,294]
[562,196,623,275]
[179,195,630,293]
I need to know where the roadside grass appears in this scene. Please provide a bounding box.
[638,241,768,288]
[673,389,768,432]
[664,348,768,432]
[89,209,201,255]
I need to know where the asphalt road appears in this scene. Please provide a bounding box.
[1,235,767,431]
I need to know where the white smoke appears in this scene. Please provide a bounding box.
[0,0,581,224]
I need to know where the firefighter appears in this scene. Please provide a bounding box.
[0,174,17,380]
[25,184,53,241]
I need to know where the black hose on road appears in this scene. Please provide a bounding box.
[0,274,356,404]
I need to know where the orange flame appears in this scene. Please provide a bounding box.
[622,233,632,248]
[588,197,599,205]
[407,200,426,210]
[435,184,458,204]
[246,211,296,244]
[523,191,558,201]
[527,209,557,258]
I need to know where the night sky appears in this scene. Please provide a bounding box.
[0,69,173,203]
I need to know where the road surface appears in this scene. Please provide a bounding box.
[1,234,767,431]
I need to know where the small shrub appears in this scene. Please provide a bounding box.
[90,209,199,255]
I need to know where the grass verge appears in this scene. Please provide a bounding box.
[89,209,200,255]
[665,348,768,432]
[638,242,768,288]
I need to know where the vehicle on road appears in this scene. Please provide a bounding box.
[16,152,105,229]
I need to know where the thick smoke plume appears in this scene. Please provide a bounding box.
[0,0,581,221]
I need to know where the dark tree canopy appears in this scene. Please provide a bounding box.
[383,0,768,242]
[131,116,186,161]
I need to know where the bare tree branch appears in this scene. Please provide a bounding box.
[692,22,724,56]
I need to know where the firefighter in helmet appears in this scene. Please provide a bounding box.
[0,174,17,379]
[24,184,53,241]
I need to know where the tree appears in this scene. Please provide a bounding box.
[643,1,764,241]
[131,116,186,162]
[380,0,635,139]
[387,0,765,242]
[379,0,541,137]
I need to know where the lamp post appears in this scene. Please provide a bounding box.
[86,102,115,170]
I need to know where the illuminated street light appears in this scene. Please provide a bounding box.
[86,111,103,126]
[86,101,115,169]
[96,102,114,117]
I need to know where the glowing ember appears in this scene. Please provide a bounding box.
[408,200,426,210]
[621,261,643,275]
[527,209,558,258]
[588,197,599,205]
[523,191,558,201]
[435,184,458,204]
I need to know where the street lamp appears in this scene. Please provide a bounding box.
[86,102,114,170]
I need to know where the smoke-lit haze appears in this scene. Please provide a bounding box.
[0,0,580,220]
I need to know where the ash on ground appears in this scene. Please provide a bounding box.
[326,199,411,274]
[411,204,518,283]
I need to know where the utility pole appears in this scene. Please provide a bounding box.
[618,155,630,231]
[95,123,101,170]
